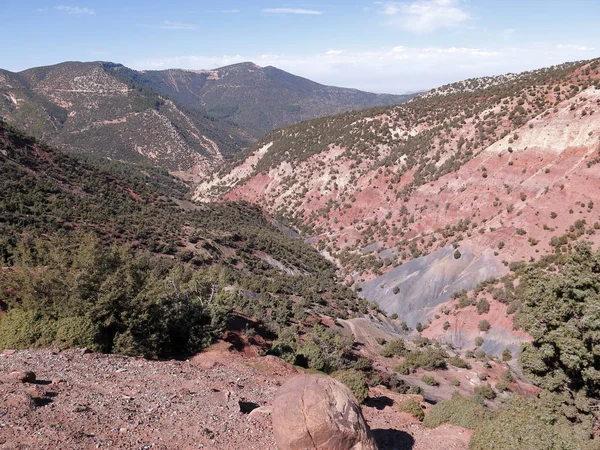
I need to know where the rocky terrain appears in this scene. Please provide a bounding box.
[194,58,600,349]
[115,62,414,139]
[0,346,474,450]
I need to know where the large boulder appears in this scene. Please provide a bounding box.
[272,373,377,450]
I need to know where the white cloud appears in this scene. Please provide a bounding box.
[503,28,515,41]
[129,44,599,94]
[376,0,470,33]
[55,5,95,15]
[262,8,322,15]
[222,9,240,13]
[557,44,595,51]
[160,21,197,30]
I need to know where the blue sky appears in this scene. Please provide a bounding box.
[2,0,600,93]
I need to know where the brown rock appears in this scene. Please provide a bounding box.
[272,373,378,450]
[2,349,17,355]
[9,371,36,383]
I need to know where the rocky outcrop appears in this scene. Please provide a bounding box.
[272,373,377,450]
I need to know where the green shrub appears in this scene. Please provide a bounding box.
[298,325,353,373]
[332,369,369,404]
[423,393,492,429]
[0,309,55,350]
[469,395,595,450]
[403,347,448,371]
[478,320,490,332]
[448,356,471,369]
[475,336,484,346]
[379,339,406,357]
[421,374,437,386]
[54,316,99,350]
[500,369,515,383]
[501,348,512,361]
[474,383,496,400]
[398,398,424,421]
[495,381,509,393]
[476,299,490,315]
[451,378,461,386]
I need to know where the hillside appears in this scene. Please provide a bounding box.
[0,121,381,358]
[0,62,250,171]
[194,58,600,329]
[113,62,414,138]
[1,121,599,449]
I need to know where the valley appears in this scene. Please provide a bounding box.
[1,54,600,450]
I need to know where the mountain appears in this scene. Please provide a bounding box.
[0,61,413,172]
[110,62,415,138]
[0,62,250,171]
[194,58,600,329]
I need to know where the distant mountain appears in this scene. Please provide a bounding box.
[0,62,250,171]
[0,61,413,171]
[111,62,415,138]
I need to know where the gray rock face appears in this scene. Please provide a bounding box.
[361,246,506,327]
[272,374,378,450]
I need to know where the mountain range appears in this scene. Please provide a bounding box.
[0,61,413,171]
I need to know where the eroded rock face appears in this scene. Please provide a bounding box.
[272,373,377,450]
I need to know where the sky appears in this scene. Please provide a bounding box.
[2,0,600,94]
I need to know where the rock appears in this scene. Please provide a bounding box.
[248,405,273,418]
[272,374,378,450]
[9,371,36,383]
[5,391,36,413]
[2,349,17,355]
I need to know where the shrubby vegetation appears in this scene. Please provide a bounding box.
[0,122,375,367]
[0,234,229,356]
[423,393,492,429]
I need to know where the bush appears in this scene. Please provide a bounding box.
[469,396,595,450]
[298,325,353,373]
[54,316,99,350]
[476,299,490,315]
[501,348,512,361]
[421,374,437,386]
[403,347,448,371]
[478,320,490,332]
[475,336,484,347]
[379,339,406,357]
[495,380,509,393]
[501,369,515,383]
[332,370,369,403]
[398,398,424,421]
[448,356,470,369]
[0,236,229,357]
[474,383,496,400]
[423,393,492,429]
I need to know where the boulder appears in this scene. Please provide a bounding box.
[272,373,377,450]
[9,371,36,383]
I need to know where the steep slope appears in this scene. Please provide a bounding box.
[113,62,414,138]
[194,58,600,326]
[0,121,373,341]
[0,62,250,171]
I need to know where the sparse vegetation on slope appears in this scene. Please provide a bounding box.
[0,122,375,366]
